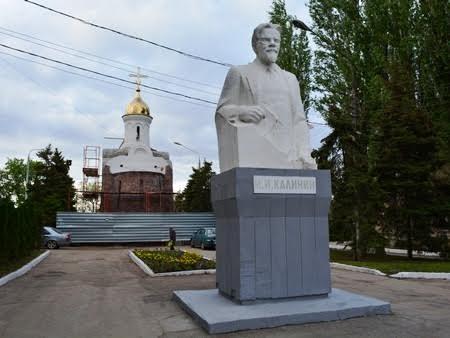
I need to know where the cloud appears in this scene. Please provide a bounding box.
[0,0,327,194]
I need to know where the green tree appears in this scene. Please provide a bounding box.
[310,0,449,259]
[28,145,76,226]
[0,198,40,262]
[415,0,450,232]
[309,0,374,259]
[0,158,39,206]
[370,65,436,259]
[176,161,215,212]
[364,0,441,257]
[269,0,312,114]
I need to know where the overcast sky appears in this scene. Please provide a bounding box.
[0,0,329,192]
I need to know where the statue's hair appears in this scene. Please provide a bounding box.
[251,23,281,52]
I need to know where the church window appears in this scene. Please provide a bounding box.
[136,126,140,141]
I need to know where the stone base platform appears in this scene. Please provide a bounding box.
[173,288,391,334]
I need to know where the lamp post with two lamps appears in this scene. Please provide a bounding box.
[173,141,202,169]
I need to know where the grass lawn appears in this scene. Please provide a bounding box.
[134,249,216,273]
[331,249,450,274]
[0,249,45,278]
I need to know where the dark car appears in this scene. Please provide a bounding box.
[42,226,71,249]
[190,228,216,250]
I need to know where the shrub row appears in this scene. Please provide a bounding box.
[0,198,41,262]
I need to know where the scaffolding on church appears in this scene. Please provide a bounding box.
[82,146,101,211]
[100,191,175,212]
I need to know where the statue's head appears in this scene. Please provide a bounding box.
[252,23,281,65]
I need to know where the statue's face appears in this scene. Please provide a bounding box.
[255,28,280,65]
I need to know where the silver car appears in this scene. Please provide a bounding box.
[42,226,71,249]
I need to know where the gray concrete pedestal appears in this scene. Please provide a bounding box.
[173,288,391,334]
[211,168,332,302]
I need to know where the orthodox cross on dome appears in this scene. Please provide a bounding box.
[129,67,148,92]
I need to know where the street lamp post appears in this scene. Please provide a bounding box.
[292,19,351,62]
[173,141,201,168]
[291,19,315,34]
[25,148,43,200]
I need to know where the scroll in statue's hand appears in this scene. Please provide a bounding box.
[238,106,266,123]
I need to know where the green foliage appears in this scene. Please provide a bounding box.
[415,1,450,232]
[133,249,215,273]
[370,65,436,258]
[0,249,44,278]
[0,158,39,206]
[176,161,215,212]
[331,249,450,274]
[0,145,75,264]
[269,0,312,114]
[28,145,76,227]
[0,198,41,263]
[309,0,450,259]
[309,0,374,259]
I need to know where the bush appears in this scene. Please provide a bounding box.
[0,198,41,263]
[134,249,215,273]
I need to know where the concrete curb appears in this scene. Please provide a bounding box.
[331,262,386,276]
[128,250,216,277]
[128,250,155,276]
[390,272,450,280]
[0,250,50,287]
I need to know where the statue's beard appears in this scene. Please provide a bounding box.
[259,50,278,65]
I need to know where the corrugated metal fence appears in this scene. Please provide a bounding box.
[56,212,216,243]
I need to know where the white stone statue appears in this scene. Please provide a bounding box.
[215,23,316,172]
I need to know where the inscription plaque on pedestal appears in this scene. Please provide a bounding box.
[253,176,316,194]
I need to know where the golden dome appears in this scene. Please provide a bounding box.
[124,89,150,116]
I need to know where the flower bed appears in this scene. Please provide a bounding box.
[133,249,215,273]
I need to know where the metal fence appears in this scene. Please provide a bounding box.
[56,212,216,243]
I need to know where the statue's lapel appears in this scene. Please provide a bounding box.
[239,62,260,105]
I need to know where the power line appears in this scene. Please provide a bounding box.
[0,25,222,89]
[0,55,118,135]
[0,50,214,109]
[24,0,232,67]
[3,43,441,126]
[1,47,330,126]
[0,28,221,96]
[0,43,217,105]
[0,45,338,126]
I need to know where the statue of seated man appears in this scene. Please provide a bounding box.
[215,23,316,172]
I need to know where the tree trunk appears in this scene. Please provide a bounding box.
[407,218,414,259]
[353,209,361,261]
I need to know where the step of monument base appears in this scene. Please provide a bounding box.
[173,288,391,334]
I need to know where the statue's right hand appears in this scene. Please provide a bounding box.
[238,106,265,123]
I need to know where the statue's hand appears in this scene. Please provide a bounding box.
[238,106,265,123]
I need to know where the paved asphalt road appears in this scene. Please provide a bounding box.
[0,247,449,338]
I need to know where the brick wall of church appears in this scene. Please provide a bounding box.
[101,166,173,212]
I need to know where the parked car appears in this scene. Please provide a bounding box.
[42,226,71,249]
[190,228,216,250]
